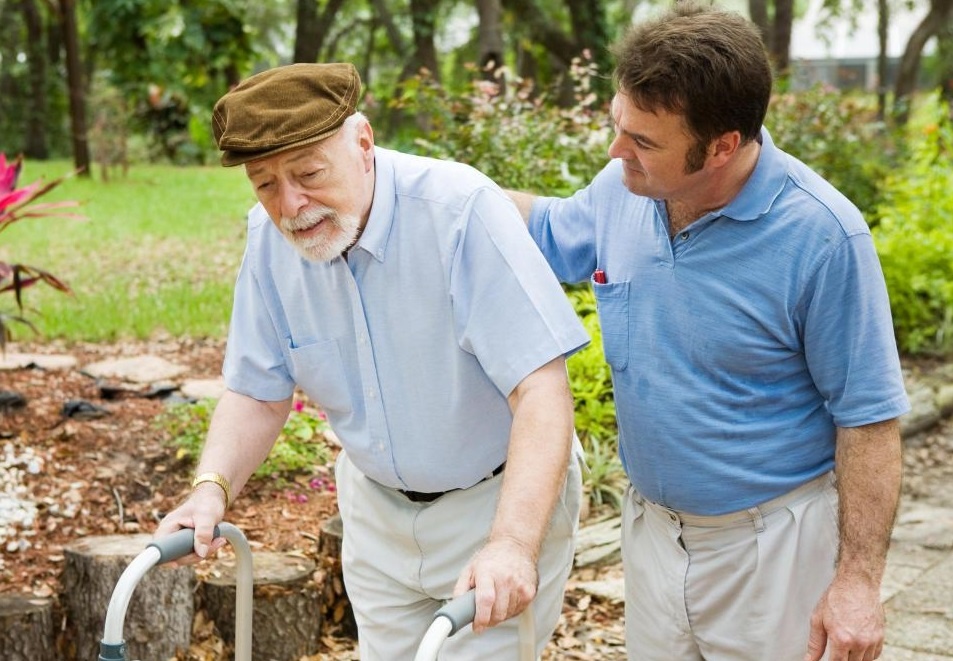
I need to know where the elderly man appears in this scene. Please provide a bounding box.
[155,63,588,660]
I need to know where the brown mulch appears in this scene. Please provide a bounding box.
[0,337,626,660]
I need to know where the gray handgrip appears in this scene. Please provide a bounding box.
[147,525,221,564]
[434,590,476,636]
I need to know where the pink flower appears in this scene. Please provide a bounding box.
[293,400,304,412]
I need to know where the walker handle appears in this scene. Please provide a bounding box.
[434,589,476,636]
[146,525,221,564]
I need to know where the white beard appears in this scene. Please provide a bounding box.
[279,205,361,262]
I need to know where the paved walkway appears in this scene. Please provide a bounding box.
[882,500,953,659]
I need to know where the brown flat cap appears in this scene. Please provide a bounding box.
[212,62,361,166]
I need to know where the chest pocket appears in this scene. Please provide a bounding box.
[288,339,353,413]
[594,280,630,371]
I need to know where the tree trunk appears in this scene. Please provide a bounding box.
[894,0,953,123]
[749,0,771,50]
[477,0,505,79]
[771,0,793,75]
[877,0,889,120]
[502,0,579,69]
[61,534,194,661]
[316,512,356,637]
[293,0,346,64]
[58,0,90,177]
[369,0,408,58]
[566,0,612,85]
[293,0,319,62]
[401,0,441,82]
[20,0,49,159]
[202,552,321,660]
[0,595,54,660]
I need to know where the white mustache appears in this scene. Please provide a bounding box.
[280,206,338,232]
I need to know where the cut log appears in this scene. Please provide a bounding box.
[202,551,320,661]
[317,512,357,638]
[574,515,623,568]
[0,595,54,660]
[61,534,194,661]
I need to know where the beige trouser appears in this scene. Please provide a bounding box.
[335,451,582,660]
[622,472,838,661]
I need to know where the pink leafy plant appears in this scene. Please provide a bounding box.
[0,153,82,348]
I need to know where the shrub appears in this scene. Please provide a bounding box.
[767,86,897,219]
[0,153,79,349]
[872,102,953,356]
[393,56,611,196]
[157,397,335,479]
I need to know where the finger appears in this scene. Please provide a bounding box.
[487,584,513,627]
[803,619,828,661]
[452,566,475,599]
[472,575,497,634]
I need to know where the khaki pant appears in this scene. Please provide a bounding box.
[622,473,838,660]
[336,451,582,660]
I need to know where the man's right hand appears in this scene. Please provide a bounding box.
[153,485,228,562]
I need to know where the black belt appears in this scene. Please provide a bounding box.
[399,462,506,503]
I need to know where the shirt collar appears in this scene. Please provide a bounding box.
[720,127,788,223]
[350,146,396,263]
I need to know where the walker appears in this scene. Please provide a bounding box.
[99,524,535,660]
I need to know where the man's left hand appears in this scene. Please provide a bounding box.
[453,536,538,634]
[804,573,885,661]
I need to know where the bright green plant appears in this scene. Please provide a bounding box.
[584,434,629,512]
[872,100,953,356]
[566,287,617,442]
[158,398,334,479]
[565,287,626,511]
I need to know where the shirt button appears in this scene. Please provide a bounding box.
[366,388,376,399]
[680,231,690,240]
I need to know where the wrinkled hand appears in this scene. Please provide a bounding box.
[804,574,885,661]
[453,536,538,634]
[153,484,228,564]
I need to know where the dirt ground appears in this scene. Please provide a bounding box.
[2,338,951,660]
[0,338,626,660]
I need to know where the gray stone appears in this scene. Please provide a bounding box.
[179,378,226,401]
[902,386,941,438]
[0,353,78,371]
[888,555,953,618]
[892,504,953,550]
[882,646,953,660]
[82,355,188,383]
[885,611,953,656]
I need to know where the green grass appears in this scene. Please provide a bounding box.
[2,160,257,341]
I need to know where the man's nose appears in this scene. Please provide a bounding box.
[277,181,309,220]
[607,134,628,160]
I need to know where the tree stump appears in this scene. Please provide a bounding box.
[61,534,194,661]
[0,595,54,660]
[202,551,320,661]
[317,513,357,638]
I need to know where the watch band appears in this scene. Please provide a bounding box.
[191,471,232,509]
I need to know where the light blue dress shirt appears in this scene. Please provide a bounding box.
[223,147,589,493]
[529,129,910,515]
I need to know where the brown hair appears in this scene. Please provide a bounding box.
[612,2,772,150]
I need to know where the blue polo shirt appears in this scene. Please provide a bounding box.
[529,129,909,514]
[223,147,589,493]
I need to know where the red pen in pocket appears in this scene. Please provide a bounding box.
[593,269,607,284]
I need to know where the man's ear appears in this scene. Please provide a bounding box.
[358,120,375,172]
[708,131,742,166]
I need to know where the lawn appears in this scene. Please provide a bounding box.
[2,160,257,341]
